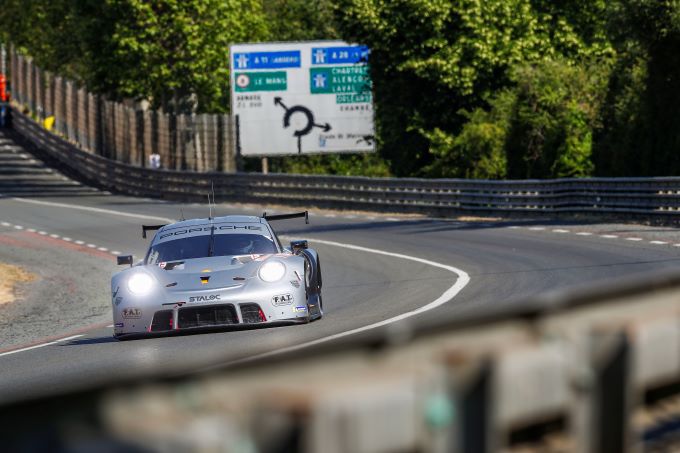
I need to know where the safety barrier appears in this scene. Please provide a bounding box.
[6,109,680,451]
[3,268,680,452]
[11,108,680,220]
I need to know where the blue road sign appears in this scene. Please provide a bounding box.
[311,46,369,65]
[233,51,301,70]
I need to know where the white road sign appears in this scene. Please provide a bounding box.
[229,41,375,156]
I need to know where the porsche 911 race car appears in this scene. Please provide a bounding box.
[111,211,322,339]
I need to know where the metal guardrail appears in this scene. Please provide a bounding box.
[11,108,680,219]
[7,109,680,451]
[3,267,680,452]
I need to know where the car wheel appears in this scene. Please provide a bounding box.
[302,260,312,323]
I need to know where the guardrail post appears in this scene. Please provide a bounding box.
[588,329,634,453]
[449,356,494,453]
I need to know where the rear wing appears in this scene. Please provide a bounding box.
[262,211,309,224]
[142,224,166,239]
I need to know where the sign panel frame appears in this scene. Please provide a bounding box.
[229,40,375,157]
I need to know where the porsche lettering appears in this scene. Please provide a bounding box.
[159,225,262,240]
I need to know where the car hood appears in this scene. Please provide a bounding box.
[145,254,292,291]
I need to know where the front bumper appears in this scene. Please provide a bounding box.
[113,317,306,340]
[113,290,310,337]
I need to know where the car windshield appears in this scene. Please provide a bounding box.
[146,233,277,264]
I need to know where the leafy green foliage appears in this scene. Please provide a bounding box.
[0,0,106,81]
[263,0,339,41]
[505,60,608,178]
[95,0,269,113]
[594,0,680,176]
[266,153,391,177]
[420,92,514,179]
[334,0,613,177]
[4,0,680,177]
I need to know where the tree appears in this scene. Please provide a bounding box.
[262,0,339,42]
[0,0,107,82]
[594,0,680,176]
[91,0,269,113]
[334,0,613,177]
[505,60,608,178]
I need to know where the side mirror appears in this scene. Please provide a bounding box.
[117,255,133,267]
[290,240,308,254]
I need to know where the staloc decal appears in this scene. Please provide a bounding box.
[189,294,221,303]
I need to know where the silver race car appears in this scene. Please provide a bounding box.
[111,212,322,340]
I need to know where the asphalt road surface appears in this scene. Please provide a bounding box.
[2,130,680,405]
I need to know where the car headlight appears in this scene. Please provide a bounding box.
[259,261,286,282]
[127,272,154,296]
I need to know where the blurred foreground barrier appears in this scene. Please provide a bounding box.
[3,270,680,452]
[11,108,680,221]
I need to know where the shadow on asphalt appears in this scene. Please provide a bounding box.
[62,336,119,346]
[280,218,607,238]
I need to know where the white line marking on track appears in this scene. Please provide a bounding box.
[27,228,35,233]
[626,237,643,241]
[87,244,96,248]
[0,334,84,358]
[13,225,23,230]
[74,240,84,245]
[62,237,72,242]
[58,335,84,342]
[386,217,400,222]
[552,229,569,233]
[576,232,593,236]
[674,244,680,247]
[2,196,173,223]
[529,227,545,231]
[650,241,668,245]
[111,251,121,255]
[223,237,471,368]
[97,247,108,252]
[600,234,618,238]
[0,222,10,227]
[49,234,59,238]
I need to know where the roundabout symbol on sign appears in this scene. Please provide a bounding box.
[274,97,331,153]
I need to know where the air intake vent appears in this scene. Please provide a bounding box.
[178,304,238,328]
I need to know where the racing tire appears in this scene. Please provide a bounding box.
[313,258,323,320]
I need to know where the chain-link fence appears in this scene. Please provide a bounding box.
[8,46,236,172]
